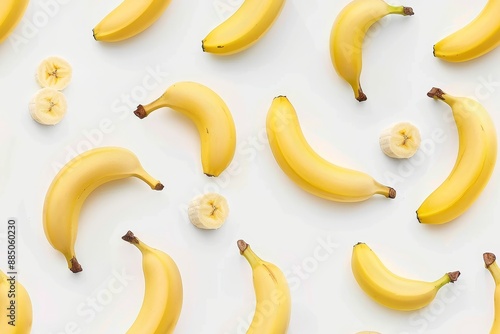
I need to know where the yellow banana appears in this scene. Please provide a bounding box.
[0,0,30,44]
[266,95,396,202]
[329,0,413,101]
[43,147,164,273]
[93,0,172,42]
[122,231,183,334]
[416,88,497,225]
[351,242,460,311]
[484,252,500,334]
[134,81,236,177]
[434,0,500,62]
[238,240,291,334]
[202,0,286,55]
[0,270,32,334]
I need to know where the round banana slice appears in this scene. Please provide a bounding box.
[36,56,72,90]
[188,193,229,229]
[379,122,421,159]
[29,88,67,125]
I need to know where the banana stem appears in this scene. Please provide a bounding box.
[435,271,460,289]
[388,5,414,16]
[122,231,149,253]
[134,169,164,190]
[484,253,500,285]
[374,182,396,199]
[133,95,169,119]
[238,240,262,268]
[427,87,459,107]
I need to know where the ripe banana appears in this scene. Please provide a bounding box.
[433,0,500,62]
[484,252,500,334]
[43,147,164,273]
[238,240,291,333]
[36,56,72,91]
[416,88,497,225]
[351,242,460,311]
[134,81,236,177]
[202,0,286,55]
[266,95,396,202]
[0,0,30,44]
[29,88,67,125]
[0,270,32,334]
[93,0,172,42]
[122,231,183,334]
[379,122,421,159]
[188,193,229,229]
[329,0,414,101]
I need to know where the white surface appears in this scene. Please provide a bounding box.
[0,0,499,333]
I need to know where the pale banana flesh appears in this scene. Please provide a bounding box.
[202,0,286,55]
[93,0,172,42]
[122,231,183,334]
[0,0,30,44]
[188,193,229,229]
[266,95,396,202]
[0,270,32,334]
[417,88,497,225]
[43,147,164,273]
[29,88,67,125]
[329,0,413,101]
[379,122,421,159]
[434,0,500,62]
[238,240,291,334]
[134,81,237,177]
[484,253,500,334]
[36,56,72,91]
[351,242,460,311]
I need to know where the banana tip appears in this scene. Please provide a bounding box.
[134,105,147,119]
[69,257,82,273]
[237,239,248,254]
[447,271,460,282]
[484,252,496,267]
[403,7,414,16]
[427,87,445,100]
[122,230,139,244]
[356,89,367,102]
[388,187,396,199]
[154,182,164,191]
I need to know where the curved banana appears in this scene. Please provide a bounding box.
[484,253,500,334]
[122,231,183,334]
[134,81,236,177]
[202,0,286,55]
[237,240,291,334]
[352,242,460,311]
[329,0,413,101]
[0,0,30,44]
[93,0,172,42]
[266,95,396,202]
[434,0,500,62]
[0,270,32,334]
[416,88,497,225]
[43,147,164,273]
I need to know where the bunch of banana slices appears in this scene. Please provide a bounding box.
[29,56,72,125]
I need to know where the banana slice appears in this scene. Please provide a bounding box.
[36,56,72,90]
[188,193,229,229]
[379,122,421,159]
[29,88,67,125]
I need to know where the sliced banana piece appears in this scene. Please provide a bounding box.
[36,56,72,90]
[188,193,229,229]
[379,122,421,159]
[29,88,67,125]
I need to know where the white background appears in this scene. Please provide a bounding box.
[0,0,499,333]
